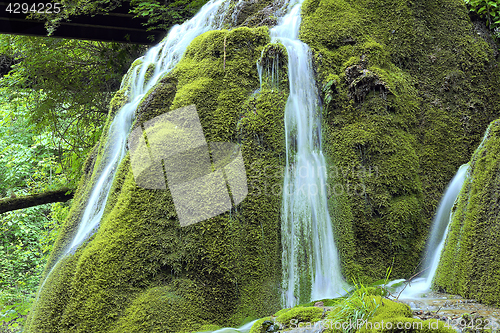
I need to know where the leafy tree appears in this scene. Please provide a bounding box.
[0,35,145,182]
[128,0,210,32]
[0,88,70,332]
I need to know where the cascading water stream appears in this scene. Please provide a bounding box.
[37,0,232,293]
[398,164,469,297]
[260,0,346,307]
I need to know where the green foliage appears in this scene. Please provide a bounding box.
[0,35,145,183]
[0,88,68,194]
[0,202,67,332]
[0,82,70,333]
[465,0,500,33]
[0,295,33,332]
[0,88,69,300]
[129,0,210,32]
[31,0,209,36]
[325,282,380,333]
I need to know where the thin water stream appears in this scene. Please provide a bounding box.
[263,0,346,307]
[391,164,468,298]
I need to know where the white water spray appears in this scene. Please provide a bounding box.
[399,164,468,297]
[261,1,345,307]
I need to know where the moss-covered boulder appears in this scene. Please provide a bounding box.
[249,317,273,333]
[26,26,288,332]
[300,0,500,281]
[275,306,324,327]
[434,119,500,306]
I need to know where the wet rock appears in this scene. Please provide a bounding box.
[471,18,499,59]
[231,0,259,26]
[262,320,280,332]
[345,64,390,103]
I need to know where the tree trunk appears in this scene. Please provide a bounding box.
[0,188,74,214]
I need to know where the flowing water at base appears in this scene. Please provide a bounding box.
[400,291,500,331]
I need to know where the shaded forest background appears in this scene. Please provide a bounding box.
[0,0,499,331]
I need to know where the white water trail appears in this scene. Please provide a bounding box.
[37,0,233,295]
[399,164,469,298]
[264,1,345,307]
[199,320,257,333]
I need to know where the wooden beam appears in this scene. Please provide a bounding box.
[0,1,165,44]
[0,188,74,214]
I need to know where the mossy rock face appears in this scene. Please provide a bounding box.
[434,119,500,306]
[27,26,287,332]
[224,0,285,28]
[300,0,500,281]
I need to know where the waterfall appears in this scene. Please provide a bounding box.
[399,164,469,297]
[261,0,345,307]
[40,0,346,310]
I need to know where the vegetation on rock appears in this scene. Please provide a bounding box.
[300,0,500,281]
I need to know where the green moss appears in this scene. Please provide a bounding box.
[273,308,291,317]
[109,88,129,118]
[434,119,500,306]
[110,282,208,333]
[257,42,288,91]
[300,0,500,281]
[368,296,412,321]
[275,306,323,326]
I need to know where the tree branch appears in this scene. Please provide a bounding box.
[0,188,74,214]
